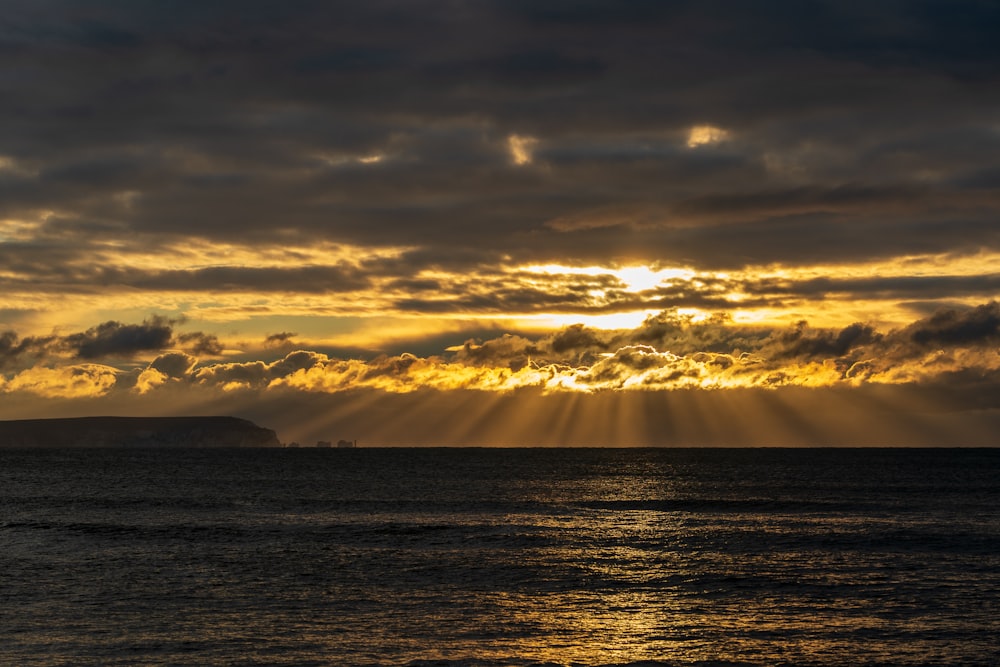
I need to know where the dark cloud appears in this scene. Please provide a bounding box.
[452,334,540,370]
[549,324,611,356]
[264,332,298,347]
[149,352,197,378]
[1,317,236,366]
[906,302,1000,346]
[747,274,1000,301]
[1,0,998,280]
[0,331,56,369]
[446,49,606,87]
[267,350,326,377]
[1,319,230,366]
[773,322,882,360]
[630,312,772,356]
[177,332,224,356]
[194,360,270,388]
[63,317,174,359]
[90,265,370,294]
[502,0,683,26]
[190,350,334,389]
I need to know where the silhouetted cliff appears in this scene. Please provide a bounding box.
[0,416,280,448]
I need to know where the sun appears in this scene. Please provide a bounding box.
[520,263,694,294]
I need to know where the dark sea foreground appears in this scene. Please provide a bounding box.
[1,448,998,666]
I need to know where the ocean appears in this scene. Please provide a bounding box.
[1,447,998,666]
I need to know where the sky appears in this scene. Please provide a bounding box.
[2,0,999,445]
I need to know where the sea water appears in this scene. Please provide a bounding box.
[1,447,998,666]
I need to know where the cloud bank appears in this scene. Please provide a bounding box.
[3,304,998,400]
[2,0,999,330]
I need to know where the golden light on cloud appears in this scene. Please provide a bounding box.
[6,197,1000,392]
[4,365,119,399]
[686,125,729,148]
[508,134,538,165]
[616,266,695,292]
[316,151,387,167]
[0,214,47,244]
[531,311,660,331]
[5,227,999,355]
[135,368,168,394]
[5,293,1000,451]
[520,264,694,293]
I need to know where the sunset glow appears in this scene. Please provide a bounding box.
[1,2,999,446]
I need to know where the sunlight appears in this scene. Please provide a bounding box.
[508,134,538,165]
[673,307,710,323]
[317,151,387,167]
[687,124,729,147]
[520,264,694,293]
[528,310,659,331]
[615,266,695,292]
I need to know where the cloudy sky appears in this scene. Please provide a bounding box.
[2,0,999,445]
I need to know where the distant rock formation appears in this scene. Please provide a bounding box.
[0,416,281,448]
[313,439,357,448]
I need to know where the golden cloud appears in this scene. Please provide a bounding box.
[3,303,999,402]
[507,134,538,165]
[3,364,120,399]
[687,125,729,148]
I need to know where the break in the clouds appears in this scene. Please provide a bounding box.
[2,1,999,444]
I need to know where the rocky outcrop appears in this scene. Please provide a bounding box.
[0,416,281,448]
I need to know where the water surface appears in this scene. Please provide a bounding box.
[2,448,998,665]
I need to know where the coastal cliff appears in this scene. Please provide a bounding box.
[0,416,281,448]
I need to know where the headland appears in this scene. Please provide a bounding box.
[0,416,281,448]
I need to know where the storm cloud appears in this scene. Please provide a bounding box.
[2,0,999,278]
